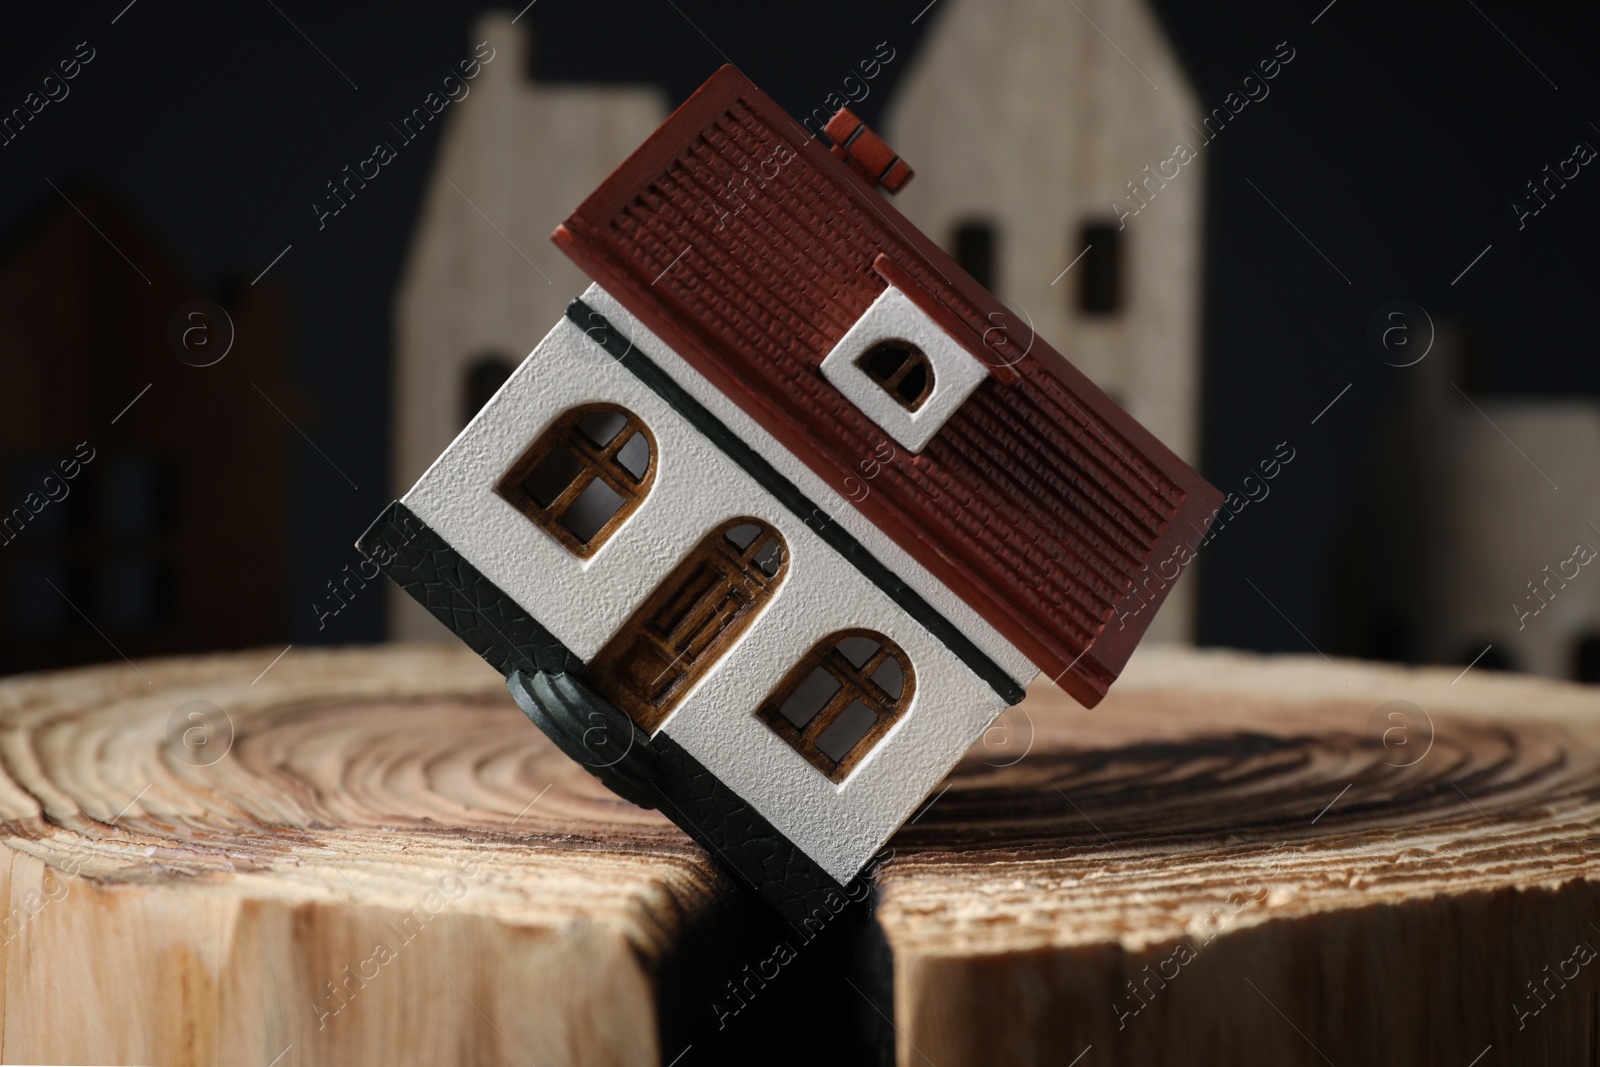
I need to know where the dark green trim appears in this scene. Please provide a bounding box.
[356,501,582,677]
[564,298,1027,706]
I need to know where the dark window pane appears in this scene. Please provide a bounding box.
[577,409,629,448]
[895,359,930,406]
[863,342,910,381]
[757,629,914,783]
[953,220,997,291]
[724,523,762,550]
[752,538,784,578]
[1079,222,1123,315]
[521,448,585,509]
[870,656,905,701]
[100,455,172,538]
[837,636,880,668]
[99,559,173,632]
[7,457,86,539]
[857,340,934,412]
[779,666,840,728]
[557,478,626,544]
[463,356,514,425]
[496,405,657,559]
[4,560,83,635]
[615,431,651,480]
[816,699,877,762]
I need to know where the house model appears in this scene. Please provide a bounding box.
[360,67,1221,920]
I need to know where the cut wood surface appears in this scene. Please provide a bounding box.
[0,645,743,1067]
[880,648,1600,1066]
[0,643,1596,1066]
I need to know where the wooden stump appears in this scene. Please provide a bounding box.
[1,644,1597,1066]
[0,645,781,1067]
[879,648,1600,1066]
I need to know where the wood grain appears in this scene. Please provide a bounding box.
[0,644,747,1067]
[878,647,1600,1066]
[4,642,1597,1066]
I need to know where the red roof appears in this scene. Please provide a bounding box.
[554,66,1222,707]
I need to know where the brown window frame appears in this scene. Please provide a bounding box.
[856,340,935,412]
[756,629,915,783]
[587,517,789,733]
[494,404,656,559]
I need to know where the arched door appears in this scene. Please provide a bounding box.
[587,518,788,732]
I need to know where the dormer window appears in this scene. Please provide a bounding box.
[819,285,990,454]
[857,340,934,412]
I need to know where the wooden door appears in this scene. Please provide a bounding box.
[587,518,788,732]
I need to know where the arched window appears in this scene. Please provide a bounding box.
[463,354,514,425]
[757,630,914,783]
[589,518,788,731]
[495,404,655,558]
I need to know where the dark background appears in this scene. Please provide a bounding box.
[1,0,1596,664]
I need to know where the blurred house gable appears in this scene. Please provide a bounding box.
[391,11,666,640]
[883,0,1206,640]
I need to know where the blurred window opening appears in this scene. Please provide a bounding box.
[1575,634,1600,684]
[464,355,515,426]
[100,455,173,537]
[952,220,997,291]
[1079,221,1123,315]
[1463,644,1516,673]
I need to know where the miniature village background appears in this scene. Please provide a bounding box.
[2,0,1599,684]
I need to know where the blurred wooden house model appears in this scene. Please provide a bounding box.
[0,186,302,674]
[391,12,666,640]
[1335,330,1600,683]
[886,0,1207,639]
